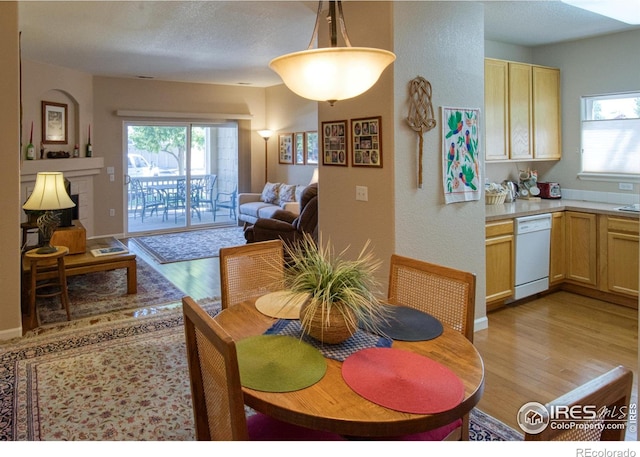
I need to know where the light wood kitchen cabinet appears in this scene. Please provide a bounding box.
[601,216,639,297]
[549,212,565,285]
[508,62,533,160]
[564,211,598,288]
[532,66,561,160]
[484,58,561,162]
[484,59,509,161]
[485,220,515,309]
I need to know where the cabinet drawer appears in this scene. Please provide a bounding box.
[486,220,514,238]
[607,217,639,235]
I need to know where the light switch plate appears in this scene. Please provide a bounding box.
[355,185,368,201]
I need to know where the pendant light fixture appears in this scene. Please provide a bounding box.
[269,1,396,106]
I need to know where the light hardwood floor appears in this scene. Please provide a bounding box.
[474,292,637,440]
[125,238,638,440]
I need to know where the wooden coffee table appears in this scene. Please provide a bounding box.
[22,237,137,295]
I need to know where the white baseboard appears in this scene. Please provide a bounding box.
[474,316,488,332]
[0,326,23,341]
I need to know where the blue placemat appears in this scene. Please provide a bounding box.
[265,319,392,362]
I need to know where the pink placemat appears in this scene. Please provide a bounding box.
[341,347,464,414]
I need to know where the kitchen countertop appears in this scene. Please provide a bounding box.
[485,199,640,222]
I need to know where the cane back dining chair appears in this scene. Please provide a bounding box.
[182,296,345,440]
[387,254,476,440]
[388,254,476,342]
[524,365,633,441]
[219,239,285,310]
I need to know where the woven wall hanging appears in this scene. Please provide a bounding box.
[406,76,436,188]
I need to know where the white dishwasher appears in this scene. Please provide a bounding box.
[514,213,552,300]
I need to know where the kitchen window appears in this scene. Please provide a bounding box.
[579,92,640,181]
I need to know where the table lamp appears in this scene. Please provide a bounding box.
[23,172,76,254]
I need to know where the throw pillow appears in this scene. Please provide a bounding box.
[260,182,281,204]
[279,184,297,207]
[295,185,306,203]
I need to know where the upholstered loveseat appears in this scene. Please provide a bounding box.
[238,182,305,226]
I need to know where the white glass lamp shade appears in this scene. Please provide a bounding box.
[309,168,319,185]
[23,172,76,211]
[258,130,273,140]
[269,47,396,104]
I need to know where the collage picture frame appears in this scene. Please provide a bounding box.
[278,133,293,164]
[321,120,348,166]
[351,116,382,167]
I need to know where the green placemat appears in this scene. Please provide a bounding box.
[236,335,327,392]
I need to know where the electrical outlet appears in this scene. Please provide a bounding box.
[109,174,115,182]
[109,209,115,217]
[355,185,368,201]
[619,182,633,191]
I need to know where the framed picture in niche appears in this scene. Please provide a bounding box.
[278,133,294,164]
[351,116,382,168]
[294,132,305,165]
[321,120,347,166]
[305,131,318,165]
[42,101,67,144]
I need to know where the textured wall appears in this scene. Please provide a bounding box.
[393,1,487,323]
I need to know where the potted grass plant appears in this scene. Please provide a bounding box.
[282,233,387,344]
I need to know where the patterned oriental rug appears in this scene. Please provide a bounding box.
[36,257,186,325]
[0,300,523,441]
[131,226,247,264]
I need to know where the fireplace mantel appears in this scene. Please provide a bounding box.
[20,157,104,182]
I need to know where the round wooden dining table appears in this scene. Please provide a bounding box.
[214,299,485,438]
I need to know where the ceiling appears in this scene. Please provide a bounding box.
[17,1,640,88]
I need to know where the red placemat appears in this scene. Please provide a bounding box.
[341,347,464,414]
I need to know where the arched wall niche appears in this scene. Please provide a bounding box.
[39,88,80,152]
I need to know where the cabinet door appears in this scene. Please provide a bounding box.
[533,66,561,160]
[508,63,533,160]
[485,59,509,161]
[486,221,515,307]
[549,212,565,284]
[565,211,598,287]
[606,217,639,297]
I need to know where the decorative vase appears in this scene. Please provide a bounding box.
[300,301,356,344]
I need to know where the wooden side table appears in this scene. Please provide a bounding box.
[24,246,71,328]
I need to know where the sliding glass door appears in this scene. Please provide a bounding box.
[125,121,238,236]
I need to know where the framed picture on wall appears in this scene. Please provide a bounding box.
[294,132,305,165]
[278,133,294,164]
[351,116,382,168]
[41,101,68,144]
[305,131,319,165]
[321,120,347,166]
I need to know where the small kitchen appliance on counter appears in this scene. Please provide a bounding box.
[537,182,562,199]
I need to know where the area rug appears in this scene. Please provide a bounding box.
[131,226,246,264]
[0,300,523,441]
[37,257,186,325]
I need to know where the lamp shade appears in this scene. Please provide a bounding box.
[309,168,319,185]
[23,172,76,211]
[269,47,395,104]
[258,130,273,140]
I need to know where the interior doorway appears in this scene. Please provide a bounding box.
[124,121,239,236]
